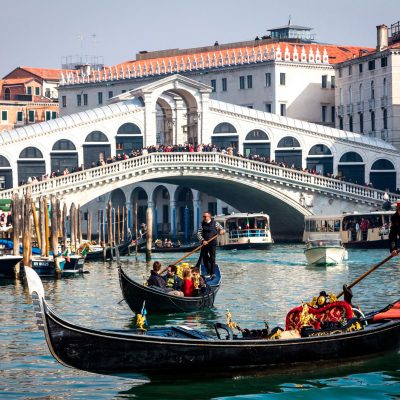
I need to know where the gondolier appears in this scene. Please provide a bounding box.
[197,211,224,277]
[389,202,400,256]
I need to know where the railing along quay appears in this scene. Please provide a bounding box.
[0,153,398,205]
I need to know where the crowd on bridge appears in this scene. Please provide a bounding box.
[19,143,400,194]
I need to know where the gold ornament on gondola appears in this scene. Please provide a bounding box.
[136,313,146,331]
[226,309,241,331]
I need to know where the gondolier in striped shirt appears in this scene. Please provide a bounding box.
[197,211,225,277]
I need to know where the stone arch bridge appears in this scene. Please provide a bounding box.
[1,152,397,240]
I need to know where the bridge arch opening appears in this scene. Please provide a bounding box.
[110,189,127,239]
[130,187,148,232]
[18,146,45,184]
[338,151,365,185]
[275,136,302,168]
[0,155,12,189]
[83,131,111,168]
[174,186,194,238]
[116,123,143,155]
[370,159,396,191]
[212,122,238,152]
[306,144,333,175]
[243,129,270,158]
[51,139,78,174]
[152,185,171,237]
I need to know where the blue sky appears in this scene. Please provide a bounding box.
[1,0,398,77]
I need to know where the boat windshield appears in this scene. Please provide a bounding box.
[308,240,342,247]
[223,216,269,238]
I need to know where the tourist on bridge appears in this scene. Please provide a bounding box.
[389,202,400,256]
[196,211,225,277]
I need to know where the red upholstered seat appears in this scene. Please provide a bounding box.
[285,301,354,331]
[373,301,400,322]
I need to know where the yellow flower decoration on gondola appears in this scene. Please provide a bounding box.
[136,313,146,331]
[226,309,239,330]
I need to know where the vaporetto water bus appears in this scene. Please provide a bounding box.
[303,210,394,249]
[214,212,274,250]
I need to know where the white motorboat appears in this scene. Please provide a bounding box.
[304,236,347,266]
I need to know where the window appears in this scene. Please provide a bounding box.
[108,90,113,99]
[339,116,343,130]
[27,86,32,95]
[98,92,103,105]
[331,107,335,124]
[239,76,245,89]
[371,81,375,99]
[211,79,216,92]
[1,110,7,121]
[359,113,364,133]
[121,89,126,94]
[62,96,66,108]
[265,103,272,113]
[4,88,10,100]
[383,77,387,97]
[338,68,342,78]
[280,73,286,85]
[331,76,335,88]
[52,111,57,119]
[368,60,375,70]
[28,110,35,123]
[265,72,271,87]
[322,75,327,88]
[83,94,88,106]
[222,78,227,91]
[17,111,23,122]
[359,63,363,73]
[381,57,388,68]
[349,115,353,132]
[348,65,352,75]
[247,75,253,89]
[280,103,286,116]
[383,109,388,129]
[371,111,375,131]
[322,105,327,122]
[45,111,51,120]
[35,87,40,96]
[77,94,82,106]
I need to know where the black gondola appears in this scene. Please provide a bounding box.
[137,243,198,253]
[0,255,23,278]
[118,265,221,313]
[25,267,400,376]
[84,238,132,261]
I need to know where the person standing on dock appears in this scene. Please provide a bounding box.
[389,202,400,256]
[197,211,224,277]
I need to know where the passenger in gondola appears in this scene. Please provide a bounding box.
[389,202,400,256]
[182,268,195,297]
[147,261,167,289]
[163,265,183,291]
[192,266,207,296]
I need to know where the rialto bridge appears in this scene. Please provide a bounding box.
[0,75,399,240]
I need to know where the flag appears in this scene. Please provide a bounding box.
[141,301,148,327]
[136,301,148,330]
[80,246,89,257]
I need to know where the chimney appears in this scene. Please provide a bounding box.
[376,24,388,51]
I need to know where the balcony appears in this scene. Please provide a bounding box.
[380,96,388,108]
[356,101,364,113]
[368,98,375,110]
[337,105,344,116]
[346,104,353,115]
[14,94,32,101]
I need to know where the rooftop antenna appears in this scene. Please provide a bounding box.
[288,15,291,26]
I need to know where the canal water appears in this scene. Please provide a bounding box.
[1,244,399,399]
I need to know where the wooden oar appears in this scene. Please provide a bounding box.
[172,234,218,266]
[336,253,395,298]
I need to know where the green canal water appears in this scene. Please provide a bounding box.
[1,244,399,399]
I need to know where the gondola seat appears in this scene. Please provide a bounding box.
[285,301,354,331]
[372,301,400,322]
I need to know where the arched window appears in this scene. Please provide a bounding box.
[371,159,395,170]
[85,131,108,142]
[117,122,141,135]
[19,147,43,158]
[52,139,76,151]
[383,78,387,97]
[245,130,269,140]
[359,83,362,102]
[308,145,332,156]
[277,136,300,148]
[213,122,237,134]
[339,152,363,163]
[371,81,375,99]
[0,155,11,167]
[4,88,10,101]
[383,109,388,130]
[348,85,352,103]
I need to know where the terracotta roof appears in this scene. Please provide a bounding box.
[19,66,72,80]
[112,42,373,73]
[2,77,37,85]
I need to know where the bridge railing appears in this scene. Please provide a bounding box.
[1,152,399,204]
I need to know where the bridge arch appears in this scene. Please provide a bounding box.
[212,122,239,151]
[151,185,171,237]
[18,146,45,184]
[306,144,333,175]
[83,130,111,168]
[130,186,149,229]
[370,158,396,191]
[275,136,302,168]
[51,139,78,174]
[243,129,270,157]
[116,122,143,155]
[174,186,194,237]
